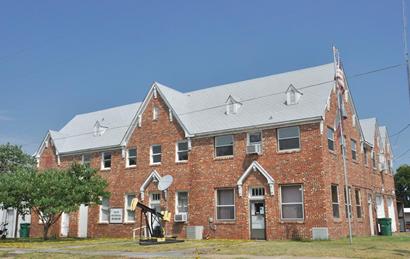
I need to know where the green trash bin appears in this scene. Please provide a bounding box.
[19,223,30,238]
[377,218,392,236]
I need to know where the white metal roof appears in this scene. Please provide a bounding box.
[359,118,377,146]
[47,102,141,154]
[38,62,343,155]
[157,63,335,135]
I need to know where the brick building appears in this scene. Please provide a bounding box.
[32,61,397,240]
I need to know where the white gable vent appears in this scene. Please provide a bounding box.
[94,120,108,136]
[286,84,302,105]
[225,95,242,115]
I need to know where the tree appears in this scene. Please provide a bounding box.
[395,164,410,207]
[33,164,109,239]
[0,163,109,239]
[0,144,36,238]
[0,143,36,174]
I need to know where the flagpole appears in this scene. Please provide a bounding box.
[333,46,353,245]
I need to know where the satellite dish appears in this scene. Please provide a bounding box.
[158,175,173,191]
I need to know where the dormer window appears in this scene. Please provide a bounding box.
[225,95,242,115]
[286,84,302,105]
[94,120,108,136]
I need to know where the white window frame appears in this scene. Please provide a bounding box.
[280,184,304,221]
[150,144,162,165]
[149,192,161,210]
[247,131,262,145]
[277,126,301,151]
[82,153,91,166]
[214,135,234,157]
[126,148,137,168]
[153,106,159,120]
[176,140,189,162]
[216,188,235,221]
[331,185,340,218]
[327,127,335,151]
[175,191,189,214]
[101,152,111,170]
[124,193,136,223]
[99,197,110,223]
[351,139,357,161]
[344,186,352,218]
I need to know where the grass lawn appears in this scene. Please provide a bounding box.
[0,233,409,258]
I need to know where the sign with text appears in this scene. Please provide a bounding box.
[109,208,123,224]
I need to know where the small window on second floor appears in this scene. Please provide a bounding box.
[151,144,161,164]
[126,148,137,167]
[101,152,111,170]
[82,153,91,167]
[327,127,335,151]
[277,126,300,151]
[248,132,262,145]
[153,106,159,120]
[351,140,357,160]
[176,141,189,162]
[215,135,234,157]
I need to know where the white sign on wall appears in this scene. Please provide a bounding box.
[109,208,123,224]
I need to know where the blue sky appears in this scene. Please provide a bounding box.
[0,1,409,167]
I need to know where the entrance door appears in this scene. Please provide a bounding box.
[250,201,265,240]
[376,195,385,218]
[78,204,88,238]
[60,212,69,237]
[368,195,375,236]
[6,209,15,238]
[387,197,397,232]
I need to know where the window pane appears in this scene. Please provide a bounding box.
[104,160,111,168]
[128,157,136,166]
[249,133,261,144]
[327,128,334,140]
[178,141,188,151]
[282,204,303,219]
[127,210,135,221]
[217,189,234,206]
[281,185,302,203]
[177,192,188,213]
[102,197,109,209]
[152,145,161,154]
[127,195,135,208]
[331,186,338,203]
[128,149,136,157]
[328,139,334,151]
[217,206,234,220]
[216,135,233,146]
[278,127,299,139]
[104,152,111,160]
[216,146,233,156]
[332,204,340,218]
[178,151,188,161]
[153,154,161,163]
[279,138,299,150]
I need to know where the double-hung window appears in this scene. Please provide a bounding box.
[82,154,91,167]
[344,186,352,218]
[331,185,340,218]
[176,191,188,214]
[327,128,335,151]
[351,140,357,160]
[126,148,137,167]
[100,197,110,223]
[216,189,235,220]
[176,141,189,162]
[150,145,161,164]
[277,126,300,151]
[215,135,234,157]
[281,185,304,220]
[124,194,136,222]
[101,152,111,170]
[355,189,362,218]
